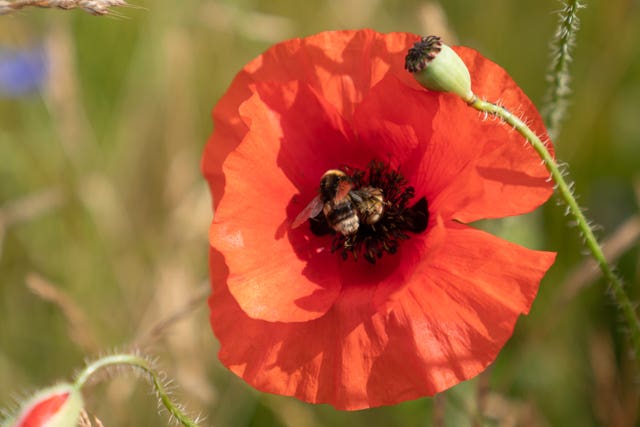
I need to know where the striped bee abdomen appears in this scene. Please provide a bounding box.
[323,200,359,235]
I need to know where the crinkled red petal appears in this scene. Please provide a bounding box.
[209,223,555,409]
[354,74,485,220]
[446,47,555,222]
[354,57,553,224]
[210,80,365,322]
[374,224,556,401]
[203,30,420,209]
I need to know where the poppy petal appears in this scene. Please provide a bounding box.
[446,47,554,222]
[210,223,555,409]
[296,30,418,120]
[203,30,424,209]
[249,80,361,191]
[365,223,556,400]
[371,213,447,309]
[353,74,486,220]
[355,61,553,224]
[210,247,391,410]
[211,81,365,322]
[202,70,254,209]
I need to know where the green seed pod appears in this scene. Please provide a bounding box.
[405,35,474,103]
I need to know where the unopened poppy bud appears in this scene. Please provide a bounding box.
[6,384,83,427]
[405,35,474,103]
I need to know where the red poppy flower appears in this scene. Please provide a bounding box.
[202,29,556,410]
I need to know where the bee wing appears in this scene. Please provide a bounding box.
[291,195,324,229]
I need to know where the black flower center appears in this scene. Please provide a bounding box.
[309,160,429,264]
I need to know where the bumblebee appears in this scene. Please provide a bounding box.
[292,169,385,235]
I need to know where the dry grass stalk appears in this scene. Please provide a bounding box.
[0,0,129,16]
[589,332,640,427]
[0,188,63,260]
[432,393,446,427]
[562,176,640,300]
[561,214,640,301]
[0,187,63,228]
[25,272,101,353]
[132,282,210,349]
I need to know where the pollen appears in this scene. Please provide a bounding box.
[310,160,429,264]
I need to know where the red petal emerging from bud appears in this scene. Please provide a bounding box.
[16,392,68,427]
[12,384,82,427]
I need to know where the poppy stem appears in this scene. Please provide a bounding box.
[74,353,200,427]
[468,96,640,362]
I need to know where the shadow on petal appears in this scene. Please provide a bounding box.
[477,165,551,188]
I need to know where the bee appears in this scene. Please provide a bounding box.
[292,169,385,235]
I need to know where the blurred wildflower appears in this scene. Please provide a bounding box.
[0,45,47,97]
[203,29,556,410]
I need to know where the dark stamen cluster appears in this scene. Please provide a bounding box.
[310,160,429,264]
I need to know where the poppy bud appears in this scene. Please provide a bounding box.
[6,384,83,427]
[405,35,474,103]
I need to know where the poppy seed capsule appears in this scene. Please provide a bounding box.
[405,35,475,103]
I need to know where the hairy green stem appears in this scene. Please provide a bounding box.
[543,0,584,140]
[74,353,199,427]
[468,96,640,360]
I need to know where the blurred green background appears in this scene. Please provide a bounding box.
[1,0,639,426]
